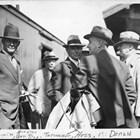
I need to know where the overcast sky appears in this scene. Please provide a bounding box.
[0,0,137,44]
[0,0,119,44]
[20,0,108,44]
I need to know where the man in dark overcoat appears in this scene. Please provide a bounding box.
[71,26,138,128]
[46,35,85,109]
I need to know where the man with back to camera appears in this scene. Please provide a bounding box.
[70,26,138,128]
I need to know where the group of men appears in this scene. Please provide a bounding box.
[0,22,140,129]
[46,26,139,129]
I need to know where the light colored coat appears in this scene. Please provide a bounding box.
[126,54,140,117]
[28,68,52,128]
[0,52,21,129]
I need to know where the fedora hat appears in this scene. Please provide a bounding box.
[63,35,85,48]
[42,51,59,61]
[84,26,114,45]
[114,31,140,47]
[0,23,23,40]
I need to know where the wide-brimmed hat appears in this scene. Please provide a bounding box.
[63,35,85,48]
[114,31,140,47]
[42,51,59,61]
[84,26,114,45]
[0,23,23,40]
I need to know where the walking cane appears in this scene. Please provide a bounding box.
[39,113,44,129]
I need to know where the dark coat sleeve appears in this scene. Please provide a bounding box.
[46,63,64,102]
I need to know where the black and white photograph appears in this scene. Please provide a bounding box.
[0,0,140,139]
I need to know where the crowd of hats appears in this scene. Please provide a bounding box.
[1,23,140,58]
[42,51,59,61]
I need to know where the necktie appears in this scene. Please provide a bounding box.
[11,57,22,84]
[11,56,18,70]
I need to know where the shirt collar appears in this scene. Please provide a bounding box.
[68,57,80,66]
[2,50,12,60]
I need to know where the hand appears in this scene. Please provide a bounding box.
[36,105,43,115]
[55,91,63,102]
[36,96,43,115]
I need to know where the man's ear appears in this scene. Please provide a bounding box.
[98,39,103,48]
[17,41,20,46]
[1,38,4,44]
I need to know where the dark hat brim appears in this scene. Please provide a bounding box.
[42,57,59,61]
[84,33,114,46]
[0,36,23,40]
[63,44,85,48]
[114,40,140,47]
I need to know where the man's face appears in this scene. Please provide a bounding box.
[66,46,82,60]
[2,38,20,56]
[87,36,100,55]
[116,43,131,61]
[44,59,56,71]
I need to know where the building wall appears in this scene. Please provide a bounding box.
[0,5,65,85]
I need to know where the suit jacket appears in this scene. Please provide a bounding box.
[73,50,138,128]
[125,54,140,117]
[46,57,79,108]
[0,52,21,128]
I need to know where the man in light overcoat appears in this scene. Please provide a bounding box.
[115,31,140,127]
[28,51,58,129]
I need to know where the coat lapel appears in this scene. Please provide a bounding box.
[0,53,18,82]
[63,58,78,73]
